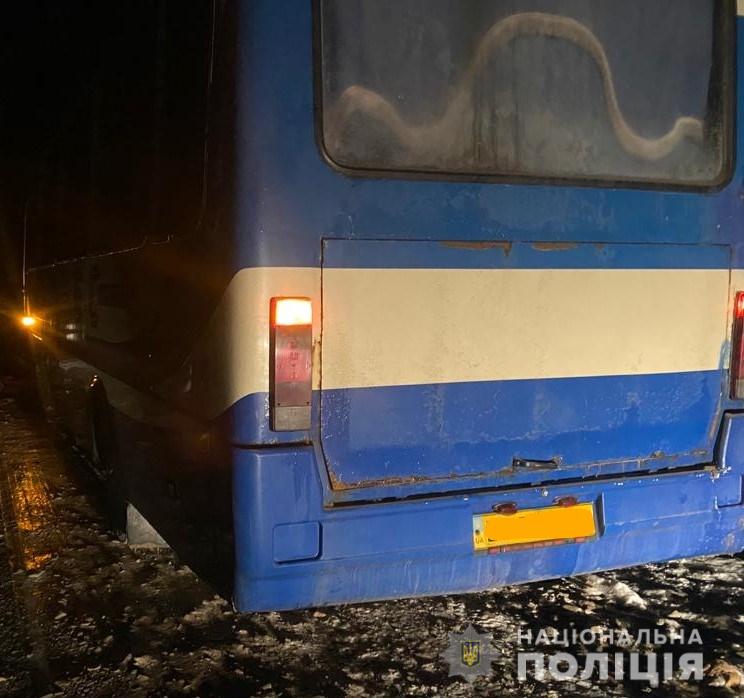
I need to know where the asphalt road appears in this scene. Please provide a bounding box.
[0,393,743,697]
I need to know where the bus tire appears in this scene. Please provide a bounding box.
[87,377,126,535]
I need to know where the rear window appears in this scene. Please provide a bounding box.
[318,0,733,187]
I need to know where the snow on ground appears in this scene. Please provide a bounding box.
[0,394,743,696]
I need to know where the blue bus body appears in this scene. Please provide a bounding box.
[24,1,744,610]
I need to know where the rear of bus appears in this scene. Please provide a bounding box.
[219,0,744,610]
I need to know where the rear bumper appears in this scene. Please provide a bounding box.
[232,414,744,612]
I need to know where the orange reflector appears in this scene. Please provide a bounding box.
[20,315,37,328]
[274,298,312,327]
[473,502,597,552]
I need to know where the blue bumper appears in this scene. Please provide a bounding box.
[232,413,744,612]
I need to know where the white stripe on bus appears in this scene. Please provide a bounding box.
[185,266,732,419]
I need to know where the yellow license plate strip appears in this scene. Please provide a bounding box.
[473,503,597,551]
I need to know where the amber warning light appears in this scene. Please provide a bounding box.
[732,291,744,399]
[20,315,37,328]
[270,298,312,431]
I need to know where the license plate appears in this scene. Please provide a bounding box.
[473,502,597,552]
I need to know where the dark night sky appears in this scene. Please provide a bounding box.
[0,2,115,371]
[0,2,103,305]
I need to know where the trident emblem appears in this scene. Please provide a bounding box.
[442,624,498,683]
[461,641,481,667]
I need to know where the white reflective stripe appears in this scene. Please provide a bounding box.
[187,267,321,419]
[187,266,731,418]
[321,267,729,391]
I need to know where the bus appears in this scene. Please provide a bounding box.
[21,0,744,611]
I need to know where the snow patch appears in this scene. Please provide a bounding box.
[583,576,648,610]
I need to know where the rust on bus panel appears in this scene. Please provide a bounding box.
[531,242,578,251]
[327,445,711,497]
[329,457,570,492]
[441,240,512,255]
[329,471,435,492]
[328,465,503,492]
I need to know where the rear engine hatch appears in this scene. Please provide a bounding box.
[320,239,730,496]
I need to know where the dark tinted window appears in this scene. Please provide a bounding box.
[319,0,731,186]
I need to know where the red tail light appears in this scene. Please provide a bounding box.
[270,298,312,431]
[731,292,744,399]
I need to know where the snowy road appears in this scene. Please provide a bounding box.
[0,395,743,697]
